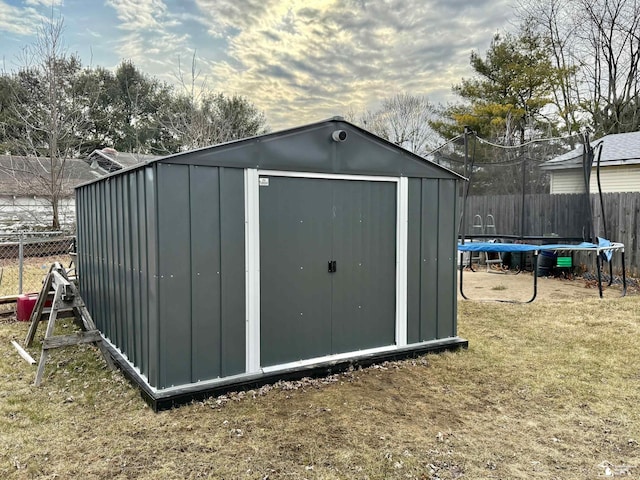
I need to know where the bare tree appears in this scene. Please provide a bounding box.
[1,14,88,230]
[580,0,640,134]
[516,0,583,135]
[517,0,640,135]
[161,52,212,151]
[358,93,440,157]
[161,52,268,151]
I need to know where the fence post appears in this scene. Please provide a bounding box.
[18,231,24,294]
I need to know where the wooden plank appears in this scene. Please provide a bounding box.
[24,268,54,347]
[51,270,71,287]
[0,295,19,304]
[42,330,102,349]
[11,340,36,364]
[34,286,62,386]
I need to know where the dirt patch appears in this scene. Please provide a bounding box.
[458,268,633,302]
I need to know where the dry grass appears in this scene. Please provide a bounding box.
[1,291,639,479]
[0,255,72,297]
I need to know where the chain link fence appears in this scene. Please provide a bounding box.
[0,232,75,300]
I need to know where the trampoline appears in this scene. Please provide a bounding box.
[458,239,626,303]
[426,127,629,303]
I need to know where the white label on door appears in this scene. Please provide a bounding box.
[259,177,269,187]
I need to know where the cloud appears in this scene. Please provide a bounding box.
[25,0,63,6]
[0,1,45,36]
[194,0,284,37]
[106,0,194,78]
[106,0,168,30]
[1,0,515,130]
[194,0,513,128]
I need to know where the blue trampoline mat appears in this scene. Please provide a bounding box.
[458,237,619,261]
[457,242,598,253]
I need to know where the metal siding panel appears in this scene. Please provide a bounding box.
[116,176,126,355]
[137,169,149,379]
[91,186,100,319]
[338,129,454,178]
[420,179,439,341]
[406,179,422,344]
[260,176,332,366]
[93,183,105,330]
[92,186,101,320]
[189,166,222,381]
[105,180,117,344]
[161,122,460,179]
[219,168,246,376]
[92,186,101,321]
[76,188,88,311]
[452,185,458,334]
[100,182,110,337]
[75,189,85,293]
[114,176,126,357]
[87,185,98,327]
[436,180,456,338]
[84,188,96,318]
[76,190,83,284]
[157,163,192,388]
[145,165,160,388]
[114,178,124,350]
[95,183,106,333]
[83,188,96,320]
[101,181,110,337]
[122,175,135,362]
[330,179,396,353]
[102,181,111,337]
[128,172,142,369]
[257,128,333,172]
[109,179,119,348]
[87,187,96,313]
[90,186,98,315]
[110,180,118,347]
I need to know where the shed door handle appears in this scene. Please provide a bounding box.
[328,260,337,273]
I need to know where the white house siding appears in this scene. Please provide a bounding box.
[550,165,640,194]
[0,196,75,231]
[549,170,585,194]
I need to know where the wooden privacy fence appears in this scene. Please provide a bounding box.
[463,193,639,276]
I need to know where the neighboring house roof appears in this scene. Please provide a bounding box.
[0,155,103,197]
[0,148,155,196]
[542,131,640,170]
[85,148,159,173]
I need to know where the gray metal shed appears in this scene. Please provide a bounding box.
[75,118,467,410]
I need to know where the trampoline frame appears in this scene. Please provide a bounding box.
[458,241,626,303]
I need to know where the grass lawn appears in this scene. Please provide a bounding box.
[0,255,73,298]
[1,294,639,479]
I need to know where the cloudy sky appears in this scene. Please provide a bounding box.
[1,0,514,129]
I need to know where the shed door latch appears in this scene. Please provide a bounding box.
[328,260,337,273]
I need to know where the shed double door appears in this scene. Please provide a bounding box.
[259,175,397,367]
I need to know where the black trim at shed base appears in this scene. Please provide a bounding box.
[101,337,469,412]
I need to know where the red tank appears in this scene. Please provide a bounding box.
[16,294,51,322]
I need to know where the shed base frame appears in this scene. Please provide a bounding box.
[100,336,469,412]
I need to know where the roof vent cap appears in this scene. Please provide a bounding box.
[332,130,347,142]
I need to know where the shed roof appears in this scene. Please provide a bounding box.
[542,131,640,171]
[77,118,464,188]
